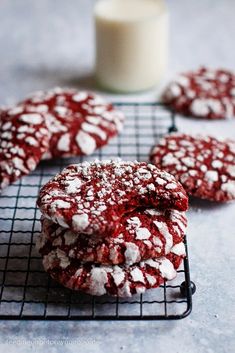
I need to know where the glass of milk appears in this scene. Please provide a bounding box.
[94,0,169,93]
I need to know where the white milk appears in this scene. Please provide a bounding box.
[94,0,169,92]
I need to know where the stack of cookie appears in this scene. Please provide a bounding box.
[36,160,188,297]
[0,88,125,192]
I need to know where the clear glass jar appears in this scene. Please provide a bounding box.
[94,0,169,93]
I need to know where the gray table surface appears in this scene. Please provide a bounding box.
[0,0,235,352]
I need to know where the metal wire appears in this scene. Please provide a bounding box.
[0,102,194,320]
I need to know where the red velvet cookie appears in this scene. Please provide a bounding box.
[38,208,187,265]
[20,88,124,158]
[150,133,235,202]
[0,107,49,192]
[40,246,185,297]
[37,160,188,236]
[163,67,235,119]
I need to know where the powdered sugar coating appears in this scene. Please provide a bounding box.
[37,160,188,236]
[151,133,235,202]
[20,88,125,158]
[37,208,187,265]
[163,67,235,119]
[40,247,183,297]
[0,108,49,192]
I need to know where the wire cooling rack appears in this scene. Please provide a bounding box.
[0,102,195,320]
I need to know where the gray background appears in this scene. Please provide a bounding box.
[0,0,235,352]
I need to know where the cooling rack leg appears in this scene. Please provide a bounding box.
[180,281,196,297]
